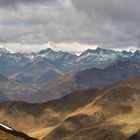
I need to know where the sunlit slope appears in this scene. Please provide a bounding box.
[0,77,140,140]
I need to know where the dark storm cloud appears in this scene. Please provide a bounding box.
[71,0,140,48]
[0,0,140,51]
[0,0,87,44]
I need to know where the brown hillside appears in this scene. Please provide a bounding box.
[32,60,140,103]
[0,76,140,139]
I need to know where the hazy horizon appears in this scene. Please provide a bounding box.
[0,43,139,54]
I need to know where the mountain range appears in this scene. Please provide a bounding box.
[0,58,140,103]
[0,47,140,102]
[0,47,140,87]
[32,59,140,103]
[1,47,140,139]
[0,76,140,140]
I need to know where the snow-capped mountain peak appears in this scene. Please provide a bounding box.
[0,47,140,76]
[0,46,15,54]
[80,47,117,57]
[38,48,54,54]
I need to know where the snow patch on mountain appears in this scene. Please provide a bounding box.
[0,45,15,54]
[0,46,140,75]
[0,124,13,131]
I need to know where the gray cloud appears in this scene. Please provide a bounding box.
[0,0,140,51]
[0,0,53,7]
[71,0,140,48]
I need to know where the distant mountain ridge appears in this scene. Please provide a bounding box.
[0,47,140,75]
[32,59,140,103]
[1,47,140,103]
[0,47,140,87]
[0,58,139,103]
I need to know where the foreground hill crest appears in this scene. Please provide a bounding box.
[0,77,140,139]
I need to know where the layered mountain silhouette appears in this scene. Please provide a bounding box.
[1,47,140,140]
[32,59,140,103]
[0,47,140,87]
[0,77,140,139]
[0,48,140,103]
[15,57,64,87]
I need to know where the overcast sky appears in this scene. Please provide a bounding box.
[0,0,140,52]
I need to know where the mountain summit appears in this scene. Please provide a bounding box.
[0,47,139,73]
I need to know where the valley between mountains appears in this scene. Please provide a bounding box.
[0,47,140,140]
